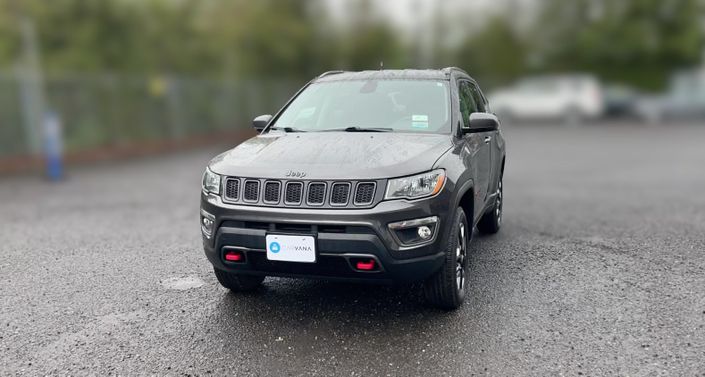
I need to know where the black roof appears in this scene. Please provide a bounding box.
[314,68,468,83]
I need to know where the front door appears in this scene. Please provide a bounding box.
[458,80,492,220]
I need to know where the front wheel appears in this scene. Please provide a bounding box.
[423,207,469,310]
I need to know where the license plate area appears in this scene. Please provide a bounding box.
[265,234,316,263]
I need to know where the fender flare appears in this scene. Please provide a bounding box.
[452,177,475,224]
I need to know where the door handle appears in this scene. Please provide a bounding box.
[484,136,492,144]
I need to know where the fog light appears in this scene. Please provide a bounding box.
[202,217,213,232]
[418,225,432,240]
[388,216,439,247]
[201,210,215,238]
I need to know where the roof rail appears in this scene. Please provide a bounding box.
[318,70,346,78]
[441,66,468,75]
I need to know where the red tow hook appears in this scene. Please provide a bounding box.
[355,259,376,271]
[224,251,244,262]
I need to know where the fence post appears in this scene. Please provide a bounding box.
[17,17,47,157]
[167,77,185,140]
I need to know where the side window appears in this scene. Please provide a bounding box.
[458,81,477,128]
[470,84,486,113]
[481,91,491,113]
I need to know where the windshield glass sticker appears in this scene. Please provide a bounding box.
[412,114,429,129]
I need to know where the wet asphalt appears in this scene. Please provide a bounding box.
[1,123,704,376]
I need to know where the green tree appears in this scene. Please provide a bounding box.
[207,0,319,78]
[0,0,226,75]
[338,0,408,71]
[454,16,527,88]
[534,0,704,89]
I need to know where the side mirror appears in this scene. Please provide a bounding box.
[464,112,500,133]
[252,114,273,132]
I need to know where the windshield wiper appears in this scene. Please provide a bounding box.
[320,126,393,132]
[269,126,307,133]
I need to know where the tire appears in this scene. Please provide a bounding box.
[423,207,470,310]
[477,177,503,234]
[564,107,583,126]
[213,268,265,292]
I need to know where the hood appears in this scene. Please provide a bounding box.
[209,131,453,180]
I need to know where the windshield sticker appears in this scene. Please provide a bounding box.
[412,114,429,129]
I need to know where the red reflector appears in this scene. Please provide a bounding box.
[356,259,376,271]
[224,251,243,262]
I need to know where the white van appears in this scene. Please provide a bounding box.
[489,74,604,124]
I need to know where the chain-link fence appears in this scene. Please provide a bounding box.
[0,71,303,158]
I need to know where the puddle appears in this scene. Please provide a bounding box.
[161,276,205,291]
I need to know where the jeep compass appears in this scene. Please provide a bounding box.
[200,68,506,309]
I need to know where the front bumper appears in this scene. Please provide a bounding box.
[200,190,453,284]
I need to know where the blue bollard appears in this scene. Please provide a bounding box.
[43,110,63,181]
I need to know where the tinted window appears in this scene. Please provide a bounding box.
[470,83,486,112]
[458,81,477,127]
[273,80,451,134]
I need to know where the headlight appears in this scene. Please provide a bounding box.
[202,168,221,194]
[385,169,445,200]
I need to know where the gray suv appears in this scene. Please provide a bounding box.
[200,68,506,309]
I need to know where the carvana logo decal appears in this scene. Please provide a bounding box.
[269,241,281,253]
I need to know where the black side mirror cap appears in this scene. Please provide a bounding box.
[463,112,500,133]
[252,114,273,132]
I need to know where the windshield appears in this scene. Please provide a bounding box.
[271,79,451,133]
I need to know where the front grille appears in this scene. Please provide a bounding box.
[263,181,281,203]
[285,182,303,204]
[307,183,326,205]
[355,182,376,205]
[330,183,350,205]
[225,179,240,200]
[221,220,376,234]
[243,180,260,202]
[221,176,380,208]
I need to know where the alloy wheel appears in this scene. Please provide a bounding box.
[496,179,503,225]
[455,222,467,292]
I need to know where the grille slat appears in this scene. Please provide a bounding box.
[307,183,326,205]
[263,181,281,203]
[354,183,376,205]
[225,179,240,200]
[330,183,350,205]
[285,182,303,204]
[243,180,260,202]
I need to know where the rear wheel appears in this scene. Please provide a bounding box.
[564,106,583,126]
[213,268,264,292]
[423,207,469,310]
[477,177,502,234]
